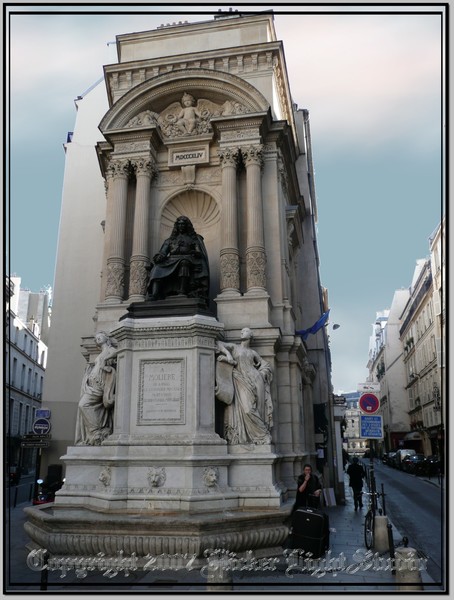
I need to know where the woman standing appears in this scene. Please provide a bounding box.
[75,331,118,446]
[216,328,273,445]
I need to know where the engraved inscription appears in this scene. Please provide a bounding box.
[168,145,209,167]
[138,360,185,424]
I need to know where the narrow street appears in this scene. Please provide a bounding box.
[363,460,445,586]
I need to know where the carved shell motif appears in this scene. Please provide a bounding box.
[126,93,247,139]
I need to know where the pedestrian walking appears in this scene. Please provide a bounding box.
[347,457,366,510]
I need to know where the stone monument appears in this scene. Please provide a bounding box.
[25,13,332,566]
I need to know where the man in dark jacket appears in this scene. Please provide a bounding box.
[291,463,322,513]
[347,457,366,510]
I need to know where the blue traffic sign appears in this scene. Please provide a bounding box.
[32,418,51,435]
[36,409,51,419]
[360,415,383,439]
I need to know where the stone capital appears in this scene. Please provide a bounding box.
[218,148,240,169]
[131,157,157,179]
[241,145,263,168]
[107,158,132,180]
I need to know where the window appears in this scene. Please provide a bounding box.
[8,399,14,433]
[12,358,17,386]
[20,364,26,390]
[18,402,23,435]
[25,405,30,433]
[27,368,32,394]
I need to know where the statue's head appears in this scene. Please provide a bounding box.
[95,331,108,345]
[94,331,117,348]
[172,216,195,236]
[182,92,196,106]
[241,327,253,341]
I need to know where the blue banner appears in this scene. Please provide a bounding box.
[296,309,330,341]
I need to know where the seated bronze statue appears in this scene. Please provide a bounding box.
[147,216,209,302]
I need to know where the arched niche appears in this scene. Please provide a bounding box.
[158,189,221,300]
[99,68,270,133]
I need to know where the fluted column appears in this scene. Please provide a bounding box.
[129,157,156,301]
[242,145,267,291]
[218,148,240,293]
[105,158,130,302]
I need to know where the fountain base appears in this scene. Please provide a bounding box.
[24,502,291,562]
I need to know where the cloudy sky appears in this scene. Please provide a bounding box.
[7,4,445,393]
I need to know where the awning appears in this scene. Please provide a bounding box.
[404,431,423,441]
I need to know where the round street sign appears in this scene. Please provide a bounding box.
[359,393,380,414]
[32,418,51,435]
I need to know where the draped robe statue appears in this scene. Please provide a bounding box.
[75,331,117,446]
[215,328,273,445]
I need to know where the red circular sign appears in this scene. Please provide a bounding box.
[359,393,380,414]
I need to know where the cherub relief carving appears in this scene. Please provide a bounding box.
[125,93,248,138]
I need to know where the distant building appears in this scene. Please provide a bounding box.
[367,291,410,453]
[400,253,443,457]
[6,277,50,480]
[428,217,445,457]
[363,219,445,461]
[343,392,369,457]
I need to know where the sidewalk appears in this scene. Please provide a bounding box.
[5,482,439,593]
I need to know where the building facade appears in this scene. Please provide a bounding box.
[400,257,442,457]
[6,277,49,480]
[343,392,369,458]
[428,218,445,457]
[367,292,411,454]
[41,13,334,497]
[363,219,445,460]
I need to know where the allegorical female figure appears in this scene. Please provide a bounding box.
[75,331,118,446]
[215,328,273,445]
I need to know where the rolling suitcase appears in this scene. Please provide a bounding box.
[289,507,330,558]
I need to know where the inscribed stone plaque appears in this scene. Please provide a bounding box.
[138,359,185,424]
[168,145,209,167]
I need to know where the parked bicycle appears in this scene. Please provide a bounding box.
[363,490,383,549]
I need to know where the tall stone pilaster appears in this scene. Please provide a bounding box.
[219,148,240,294]
[129,157,156,301]
[105,158,131,303]
[242,145,267,292]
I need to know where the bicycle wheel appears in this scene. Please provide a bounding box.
[364,512,374,549]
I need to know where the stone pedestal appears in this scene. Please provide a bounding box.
[54,314,284,512]
[215,291,272,329]
[26,313,287,559]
